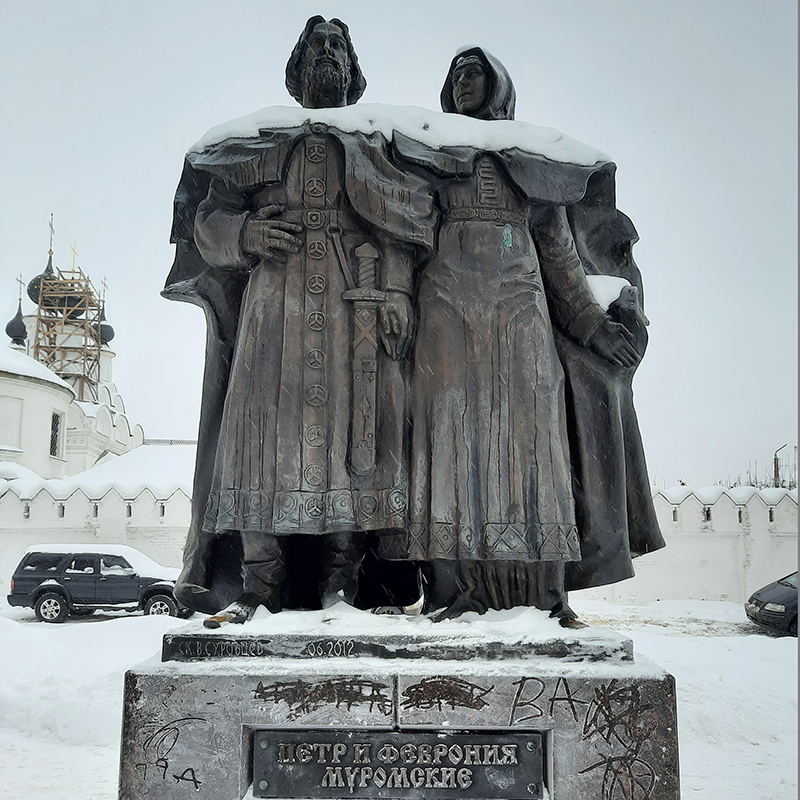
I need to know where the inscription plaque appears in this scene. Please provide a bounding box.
[161,631,633,663]
[252,730,544,799]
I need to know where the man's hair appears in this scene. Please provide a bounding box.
[285,16,366,105]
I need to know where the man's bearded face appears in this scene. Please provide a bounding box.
[301,22,351,107]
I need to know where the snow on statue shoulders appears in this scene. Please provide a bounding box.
[190,102,610,168]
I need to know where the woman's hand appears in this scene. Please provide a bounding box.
[587,318,641,368]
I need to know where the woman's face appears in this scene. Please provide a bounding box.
[452,57,488,116]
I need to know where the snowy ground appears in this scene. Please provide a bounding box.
[0,598,795,800]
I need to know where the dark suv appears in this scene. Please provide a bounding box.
[7,545,192,623]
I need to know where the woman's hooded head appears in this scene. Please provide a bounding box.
[440,46,516,121]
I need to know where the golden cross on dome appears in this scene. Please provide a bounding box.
[71,242,79,268]
[16,273,24,301]
[48,213,55,255]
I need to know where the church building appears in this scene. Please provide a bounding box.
[0,238,191,592]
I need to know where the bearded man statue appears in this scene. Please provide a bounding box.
[164,17,431,625]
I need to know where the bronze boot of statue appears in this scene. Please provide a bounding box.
[551,606,588,630]
[203,600,258,629]
[203,533,286,627]
[426,561,489,622]
[529,561,588,629]
[318,531,367,608]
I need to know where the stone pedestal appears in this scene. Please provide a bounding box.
[119,610,680,799]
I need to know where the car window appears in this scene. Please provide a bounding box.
[66,556,96,574]
[100,555,135,576]
[779,572,798,589]
[21,554,65,573]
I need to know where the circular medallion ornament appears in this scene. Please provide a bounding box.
[387,489,407,513]
[306,143,327,163]
[306,311,326,331]
[305,496,324,517]
[248,491,266,513]
[332,491,354,518]
[305,385,328,406]
[307,240,327,259]
[275,493,298,519]
[305,425,326,446]
[304,210,325,230]
[304,465,325,487]
[306,274,326,294]
[305,349,325,369]
[305,178,325,197]
[359,494,379,518]
[310,123,329,134]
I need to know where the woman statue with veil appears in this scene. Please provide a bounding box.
[385,47,658,623]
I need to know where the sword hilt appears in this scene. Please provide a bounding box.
[344,243,385,302]
[354,242,379,289]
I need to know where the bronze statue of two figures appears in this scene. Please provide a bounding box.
[165,17,665,629]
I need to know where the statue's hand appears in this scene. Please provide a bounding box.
[242,205,303,264]
[587,318,642,368]
[379,292,415,360]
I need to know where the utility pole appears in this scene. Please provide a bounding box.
[774,444,787,488]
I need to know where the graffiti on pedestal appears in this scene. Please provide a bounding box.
[510,677,658,800]
[134,715,208,789]
[580,681,657,800]
[401,677,495,712]
[252,678,393,721]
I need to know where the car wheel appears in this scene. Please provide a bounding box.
[70,608,95,617]
[35,592,69,623]
[789,617,797,637]
[144,594,177,616]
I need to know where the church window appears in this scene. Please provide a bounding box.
[50,412,62,457]
[57,503,65,518]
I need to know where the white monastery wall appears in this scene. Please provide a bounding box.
[580,488,798,604]
[0,487,190,594]
[0,439,795,604]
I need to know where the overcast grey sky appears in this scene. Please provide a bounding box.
[0,0,796,487]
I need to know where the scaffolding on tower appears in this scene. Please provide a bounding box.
[32,264,103,402]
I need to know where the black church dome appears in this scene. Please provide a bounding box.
[26,253,55,303]
[5,301,27,345]
[27,252,84,318]
[94,303,115,345]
